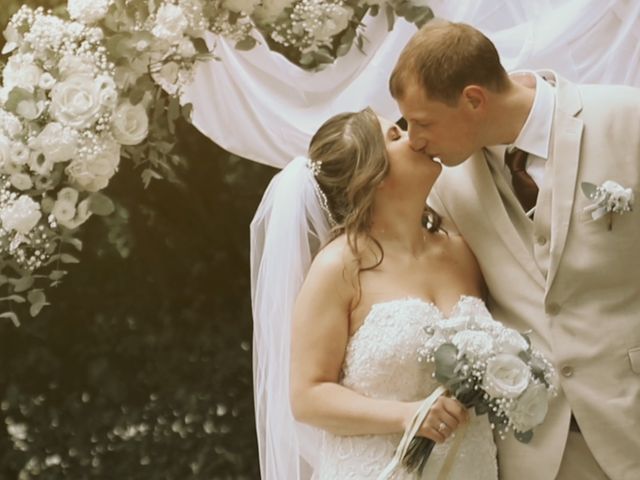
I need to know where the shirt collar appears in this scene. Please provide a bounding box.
[508,71,555,159]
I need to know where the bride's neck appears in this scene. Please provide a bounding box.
[369,200,428,256]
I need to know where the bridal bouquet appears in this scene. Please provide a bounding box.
[403,308,557,473]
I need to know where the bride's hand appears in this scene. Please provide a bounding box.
[403,396,469,443]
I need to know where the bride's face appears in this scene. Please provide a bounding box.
[377,116,442,194]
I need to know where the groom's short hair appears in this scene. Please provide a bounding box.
[389,20,509,105]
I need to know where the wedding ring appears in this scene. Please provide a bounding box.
[437,422,448,433]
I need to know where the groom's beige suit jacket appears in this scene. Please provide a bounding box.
[429,74,640,480]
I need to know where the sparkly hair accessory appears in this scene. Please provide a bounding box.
[304,157,337,227]
[306,157,322,176]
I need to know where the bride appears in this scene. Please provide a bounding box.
[251,108,498,479]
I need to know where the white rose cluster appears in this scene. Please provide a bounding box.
[418,297,557,441]
[66,138,120,192]
[111,101,149,146]
[152,4,189,44]
[0,195,42,235]
[2,54,43,93]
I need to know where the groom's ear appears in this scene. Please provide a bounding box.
[461,85,486,110]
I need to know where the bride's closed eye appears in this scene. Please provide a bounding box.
[387,125,402,141]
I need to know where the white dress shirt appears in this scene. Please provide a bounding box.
[486,71,556,190]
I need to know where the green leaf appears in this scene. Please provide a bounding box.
[141,168,163,188]
[129,87,145,105]
[313,48,335,65]
[299,53,314,66]
[434,343,459,384]
[49,270,67,281]
[28,290,48,317]
[385,4,396,31]
[192,37,209,54]
[514,429,534,444]
[581,182,598,200]
[63,237,83,251]
[235,36,257,51]
[59,254,80,264]
[181,103,193,122]
[0,311,20,327]
[10,275,34,293]
[88,193,116,216]
[0,294,26,303]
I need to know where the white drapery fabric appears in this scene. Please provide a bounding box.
[182,0,640,168]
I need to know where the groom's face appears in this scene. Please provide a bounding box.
[396,80,480,167]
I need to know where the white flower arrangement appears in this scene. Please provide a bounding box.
[0,0,432,322]
[402,308,557,473]
[582,180,634,230]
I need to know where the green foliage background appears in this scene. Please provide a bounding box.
[0,1,275,477]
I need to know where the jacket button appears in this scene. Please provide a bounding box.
[547,302,561,315]
[536,236,548,246]
[561,365,574,377]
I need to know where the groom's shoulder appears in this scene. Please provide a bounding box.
[577,83,640,112]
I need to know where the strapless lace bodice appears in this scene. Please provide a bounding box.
[314,296,498,480]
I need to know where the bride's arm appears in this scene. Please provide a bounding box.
[289,240,466,439]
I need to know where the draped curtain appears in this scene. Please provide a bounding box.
[182,0,640,167]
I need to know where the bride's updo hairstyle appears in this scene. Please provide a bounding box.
[308,107,441,296]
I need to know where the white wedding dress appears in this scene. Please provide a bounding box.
[313,296,498,480]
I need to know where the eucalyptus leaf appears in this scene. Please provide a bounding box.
[49,270,67,281]
[0,311,20,327]
[514,429,534,444]
[434,343,459,384]
[313,48,334,65]
[581,182,598,200]
[384,4,395,31]
[181,103,193,122]
[235,37,257,51]
[10,275,34,293]
[88,193,116,216]
[192,37,209,54]
[0,294,26,303]
[59,254,80,264]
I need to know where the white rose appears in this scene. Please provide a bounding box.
[434,315,470,336]
[31,122,79,164]
[10,173,33,191]
[314,6,352,42]
[49,74,103,129]
[223,0,261,13]
[483,353,530,399]
[38,73,57,90]
[3,54,43,92]
[152,4,188,43]
[0,111,22,138]
[68,0,111,24]
[0,195,42,234]
[451,330,494,359]
[509,383,549,432]
[52,198,77,223]
[66,139,120,192]
[111,101,149,146]
[496,329,529,355]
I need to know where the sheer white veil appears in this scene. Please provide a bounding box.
[250,156,333,479]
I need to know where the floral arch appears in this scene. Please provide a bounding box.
[1,0,639,322]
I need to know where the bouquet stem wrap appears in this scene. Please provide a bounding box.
[377,386,467,480]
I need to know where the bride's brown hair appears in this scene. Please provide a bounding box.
[308,107,441,301]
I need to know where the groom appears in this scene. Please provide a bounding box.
[390,20,640,480]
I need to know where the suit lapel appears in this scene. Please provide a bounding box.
[546,76,584,291]
[467,152,546,288]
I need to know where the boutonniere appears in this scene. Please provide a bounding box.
[581,180,634,230]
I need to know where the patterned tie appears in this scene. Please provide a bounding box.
[504,148,538,212]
